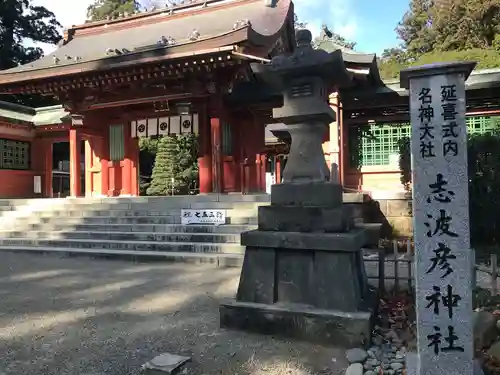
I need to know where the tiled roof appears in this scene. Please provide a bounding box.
[0,102,67,126]
[0,0,292,76]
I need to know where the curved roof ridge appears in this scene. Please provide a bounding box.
[0,100,35,115]
[65,0,246,40]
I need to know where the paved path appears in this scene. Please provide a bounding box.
[0,253,348,375]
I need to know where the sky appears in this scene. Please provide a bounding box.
[293,0,410,53]
[31,0,410,55]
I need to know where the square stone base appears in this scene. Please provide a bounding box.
[219,299,372,347]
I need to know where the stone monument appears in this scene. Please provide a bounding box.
[400,61,476,375]
[219,29,374,347]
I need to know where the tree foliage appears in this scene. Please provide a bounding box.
[87,0,141,21]
[145,135,198,196]
[395,0,435,57]
[468,133,500,247]
[0,0,61,106]
[379,0,500,80]
[397,0,500,56]
[147,136,178,196]
[86,0,191,20]
[139,137,159,155]
[379,48,500,80]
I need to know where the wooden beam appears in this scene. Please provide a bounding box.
[346,114,410,125]
[4,52,239,95]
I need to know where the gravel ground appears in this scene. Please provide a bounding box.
[0,252,349,375]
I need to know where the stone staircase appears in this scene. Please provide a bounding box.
[0,193,381,266]
[0,195,268,266]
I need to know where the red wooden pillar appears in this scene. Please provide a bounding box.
[69,127,82,197]
[108,161,121,196]
[121,124,132,196]
[255,153,267,192]
[249,118,266,193]
[198,109,212,194]
[210,117,223,193]
[130,137,139,196]
[260,154,267,191]
[106,124,122,197]
[44,140,53,197]
[100,133,110,196]
[276,156,281,184]
[339,98,345,185]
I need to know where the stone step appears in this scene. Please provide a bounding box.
[21,223,257,234]
[0,201,269,212]
[6,207,260,218]
[0,230,241,243]
[0,237,245,253]
[0,245,244,267]
[0,194,271,207]
[27,216,259,225]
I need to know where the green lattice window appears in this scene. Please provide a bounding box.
[467,116,500,135]
[222,122,233,156]
[349,115,500,168]
[0,139,30,170]
[109,124,125,162]
[349,123,411,167]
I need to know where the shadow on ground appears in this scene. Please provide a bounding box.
[0,253,348,375]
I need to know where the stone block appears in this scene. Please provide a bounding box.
[236,247,276,304]
[142,352,190,374]
[356,223,382,247]
[270,183,342,207]
[276,250,314,304]
[257,205,351,232]
[236,246,368,311]
[313,251,362,311]
[219,299,372,347]
[342,193,369,203]
[241,229,366,251]
[344,203,365,222]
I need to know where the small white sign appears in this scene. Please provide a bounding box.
[181,209,225,225]
[265,172,276,194]
[34,175,41,194]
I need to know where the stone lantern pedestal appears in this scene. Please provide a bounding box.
[219,30,374,347]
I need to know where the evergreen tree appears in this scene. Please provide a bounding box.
[175,134,199,194]
[379,0,500,79]
[145,134,199,196]
[0,0,62,106]
[87,0,141,21]
[395,0,436,57]
[396,0,500,56]
[147,135,178,196]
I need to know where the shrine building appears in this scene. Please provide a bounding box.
[0,0,499,199]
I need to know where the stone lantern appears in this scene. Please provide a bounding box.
[253,29,351,184]
[219,29,373,347]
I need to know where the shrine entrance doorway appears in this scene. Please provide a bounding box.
[85,136,105,197]
[52,141,86,198]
